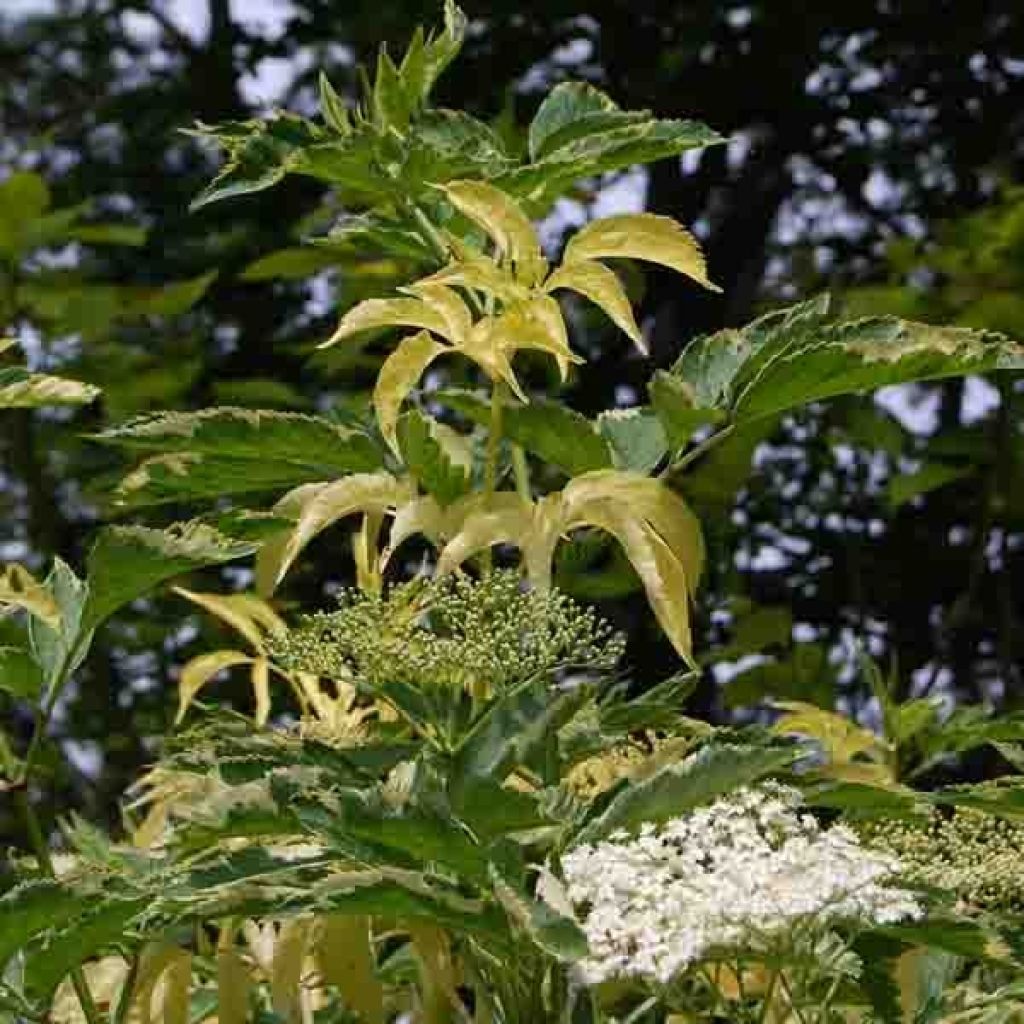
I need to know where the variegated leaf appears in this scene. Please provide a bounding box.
[545,259,643,351]
[564,212,719,292]
[437,180,546,285]
[373,330,449,453]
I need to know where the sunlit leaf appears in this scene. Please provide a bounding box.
[374,330,449,452]
[256,472,412,593]
[436,181,546,284]
[177,649,254,722]
[323,296,452,347]
[0,367,99,409]
[314,916,384,1024]
[0,564,60,629]
[564,213,719,292]
[545,258,643,349]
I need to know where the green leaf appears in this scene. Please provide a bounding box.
[189,114,321,210]
[506,86,723,203]
[0,645,43,699]
[396,409,471,505]
[888,461,972,507]
[723,641,836,710]
[318,71,351,135]
[97,408,382,506]
[648,370,724,449]
[439,389,613,476]
[596,407,668,473]
[24,896,148,1000]
[489,869,589,960]
[0,172,50,257]
[662,294,1024,429]
[0,880,90,969]
[27,558,91,690]
[573,742,797,845]
[81,523,257,632]
[528,82,644,161]
[65,223,147,247]
[0,367,99,409]
[453,678,591,788]
[240,246,342,281]
[131,271,216,317]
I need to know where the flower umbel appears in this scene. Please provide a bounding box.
[560,783,921,986]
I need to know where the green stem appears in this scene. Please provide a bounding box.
[511,444,531,501]
[10,650,102,1024]
[14,787,103,1024]
[483,382,506,499]
[480,382,507,573]
[757,970,779,1024]
[778,971,808,1024]
[409,202,451,269]
[664,423,736,476]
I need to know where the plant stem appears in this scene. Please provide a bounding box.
[11,650,102,1024]
[511,444,531,501]
[757,970,779,1024]
[484,383,506,497]
[14,787,103,1024]
[664,423,735,476]
[409,201,451,269]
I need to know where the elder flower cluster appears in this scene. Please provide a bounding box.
[860,806,1024,912]
[272,570,624,694]
[561,782,921,985]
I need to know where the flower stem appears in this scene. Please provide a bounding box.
[480,382,507,573]
[664,423,736,476]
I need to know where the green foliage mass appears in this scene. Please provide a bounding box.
[1,2,1024,1022]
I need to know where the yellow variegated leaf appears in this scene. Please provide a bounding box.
[353,510,386,593]
[216,950,252,1024]
[154,950,191,1024]
[373,330,449,453]
[544,259,644,352]
[255,481,324,595]
[564,213,720,292]
[321,296,451,348]
[403,282,473,344]
[384,495,447,565]
[314,916,385,1024]
[0,338,16,356]
[173,586,284,652]
[516,295,580,379]
[420,254,529,304]
[407,922,461,1024]
[521,492,566,592]
[257,472,412,593]
[429,418,474,474]
[435,493,534,577]
[129,942,184,1024]
[271,918,313,1024]
[176,649,253,722]
[563,470,704,592]
[53,958,129,1024]
[581,500,696,664]
[0,563,60,629]
[251,656,271,726]
[458,328,528,401]
[773,700,892,775]
[437,181,546,285]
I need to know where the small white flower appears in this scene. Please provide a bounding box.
[559,781,921,985]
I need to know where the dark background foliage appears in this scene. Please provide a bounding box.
[2,0,1023,844]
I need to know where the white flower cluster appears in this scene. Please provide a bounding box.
[561,783,922,985]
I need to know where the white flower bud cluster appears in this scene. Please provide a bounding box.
[561,783,922,985]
